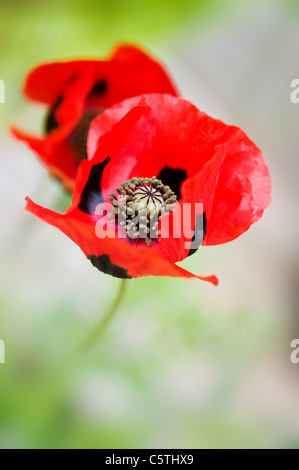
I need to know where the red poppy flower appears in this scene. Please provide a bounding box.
[11,45,178,191]
[24,94,271,284]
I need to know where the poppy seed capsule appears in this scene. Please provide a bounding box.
[109,176,177,246]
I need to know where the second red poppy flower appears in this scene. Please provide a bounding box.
[11,45,178,191]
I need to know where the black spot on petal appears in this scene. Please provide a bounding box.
[89,254,132,279]
[187,212,207,257]
[45,96,63,134]
[90,80,107,96]
[157,167,187,200]
[68,109,102,160]
[79,157,111,214]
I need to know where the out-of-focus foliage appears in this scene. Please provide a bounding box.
[0,0,221,69]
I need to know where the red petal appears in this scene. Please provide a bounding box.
[203,131,271,245]
[11,127,79,191]
[92,45,178,108]
[11,66,97,190]
[24,61,95,105]
[24,45,177,107]
[16,46,178,188]
[25,197,218,285]
[158,146,226,262]
[88,94,216,176]
[72,97,151,207]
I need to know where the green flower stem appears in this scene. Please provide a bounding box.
[81,278,127,351]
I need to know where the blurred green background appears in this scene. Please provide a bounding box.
[0,0,299,449]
